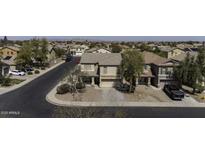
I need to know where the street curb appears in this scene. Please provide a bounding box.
[0,61,64,95]
[46,84,205,108]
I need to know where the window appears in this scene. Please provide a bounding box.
[103,67,107,74]
[167,67,173,74]
[144,65,148,70]
[84,65,92,71]
[160,67,173,75]
[160,68,166,75]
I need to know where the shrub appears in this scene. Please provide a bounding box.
[34,70,40,74]
[76,82,85,89]
[1,78,11,87]
[56,84,71,94]
[27,71,33,75]
[196,84,205,93]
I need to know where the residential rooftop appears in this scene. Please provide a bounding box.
[142,51,168,65]
[80,53,122,66]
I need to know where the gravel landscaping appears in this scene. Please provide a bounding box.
[55,85,173,102]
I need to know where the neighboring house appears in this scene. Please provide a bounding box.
[147,43,157,51]
[0,61,10,77]
[169,48,185,58]
[158,46,185,58]
[69,45,89,57]
[0,46,20,71]
[176,43,194,50]
[80,53,122,88]
[85,48,111,54]
[170,51,198,63]
[0,46,20,58]
[138,51,176,88]
[54,43,68,53]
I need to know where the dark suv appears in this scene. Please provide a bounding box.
[163,85,185,100]
[65,55,72,62]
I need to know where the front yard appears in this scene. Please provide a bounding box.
[56,85,173,103]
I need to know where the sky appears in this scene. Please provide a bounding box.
[1,36,205,42]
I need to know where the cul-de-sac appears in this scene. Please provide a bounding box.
[1,36,205,118]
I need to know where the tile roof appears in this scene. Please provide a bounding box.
[0,46,20,51]
[171,52,198,62]
[142,51,168,65]
[80,53,122,66]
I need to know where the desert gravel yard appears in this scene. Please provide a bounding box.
[55,85,173,102]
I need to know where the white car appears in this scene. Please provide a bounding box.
[9,70,26,76]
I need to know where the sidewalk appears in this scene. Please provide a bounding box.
[46,84,205,108]
[0,60,65,95]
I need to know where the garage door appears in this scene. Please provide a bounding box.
[101,79,119,88]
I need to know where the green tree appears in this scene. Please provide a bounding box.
[174,52,204,94]
[196,48,205,78]
[174,53,191,87]
[121,49,144,92]
[3,36,8,46]
[187,57,202,93]
[31,38,48,66]
[16,42,33,68]
[54,48,66,58]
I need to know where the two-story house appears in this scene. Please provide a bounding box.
[69,45,89,57]
[158,46,185,59]
[0,46,21,71]
[0,46,20,58]
[139,51,176,87]
[80,53,122,87]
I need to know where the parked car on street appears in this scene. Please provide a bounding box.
[65,55,72,62]
[116,83,135,93]
[163,85,185,100]
[9,70,26,76]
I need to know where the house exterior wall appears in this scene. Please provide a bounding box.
[100,66,118,76]
[99,66,121,87]
[80,64,121,87]
[151,64,175,87]
[0,65,10,76]
[70,46,89,56]
[81,64,96,72]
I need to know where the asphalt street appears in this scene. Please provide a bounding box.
[0,61,76,117]
[1,60,205,117]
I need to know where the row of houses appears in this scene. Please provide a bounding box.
[79,50,199,88]
[147,43,201,59]
[0,44,58,77]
